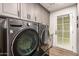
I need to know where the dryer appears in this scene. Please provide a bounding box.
[7,18,39,56]
[38,23,49,46]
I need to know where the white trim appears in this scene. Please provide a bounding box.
[49,5,77,52]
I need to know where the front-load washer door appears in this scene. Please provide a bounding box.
[11,29,39,56]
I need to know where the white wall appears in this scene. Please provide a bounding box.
[49,5,77,52]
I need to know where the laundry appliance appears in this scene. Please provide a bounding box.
[0,18,7,56]
[7,18,39,56]
[38,23,49,46]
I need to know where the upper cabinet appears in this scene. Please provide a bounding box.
[20,3,30,20]
[20,3,49,25]
[34,4,42,23]
[0,4,2,13]
[40,6,49,25]
[20,3,35,21]
[43,9,49,25]
[0,3,19,18]
[0,3,49,25]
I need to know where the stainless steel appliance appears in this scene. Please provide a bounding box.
[0,17,49,56]
[38,23,49,46]
[7,18,39,56]
[0,18,7,56]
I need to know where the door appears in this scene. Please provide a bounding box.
[56,14,72,50]
[20,3,32,21]
[11,29,39,56]
[50,6,77,52]
[0,4,2,13]
[20,3,29,20]
[2,3,19,18]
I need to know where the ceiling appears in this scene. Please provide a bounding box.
[40,3,76,12]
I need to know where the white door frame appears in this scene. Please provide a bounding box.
[51,5,77,52]
[56,13,73,51]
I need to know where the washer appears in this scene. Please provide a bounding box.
[7,18,39,56]
[38,23,49,46]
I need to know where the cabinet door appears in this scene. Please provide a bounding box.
[40,6,49,25]
[43,10,49,25]
[29,3,36,21]
[21,3,32,20]
[34,4,43,23]
[38,6,49,25]
[2,3,19,18]
[21,3,36,21]
[21,3,28,20]
[40,7,45,24]
[0,4,2,13]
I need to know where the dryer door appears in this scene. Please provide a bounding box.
[41,30,45,45]
[41,28,49,45]
[11,29,39,56]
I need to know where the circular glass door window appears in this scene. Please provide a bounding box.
[12,29,39,56]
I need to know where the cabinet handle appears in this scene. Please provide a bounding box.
[17,3,20,17]
[35,16,36,21]
[18,11,19,17]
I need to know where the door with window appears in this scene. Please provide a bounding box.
[56,14,72,51]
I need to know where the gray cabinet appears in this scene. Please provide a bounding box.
[0,3,19,18]
[34,4,42,23]
[0,4,2,13]
[20,3,30,20]
[38,5,49,25]
[20,3,35,21]
[43,9,49,25]
[20,3,49,25]
[0,3,49,25]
